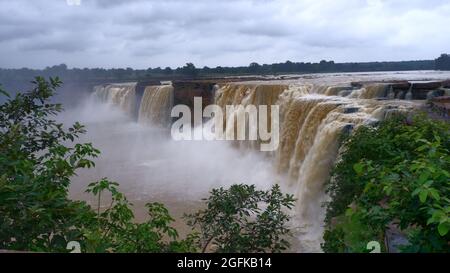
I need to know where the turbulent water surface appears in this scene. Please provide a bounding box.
[65,71,450,252]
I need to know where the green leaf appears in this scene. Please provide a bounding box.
[418,172,429,183]
[437,223,449,236]
[412,188,421,196]
[383,185,393,195]
[353,163,364,175]
[429,189,440,201]
[419,190,428,203]
[345,207,354,217]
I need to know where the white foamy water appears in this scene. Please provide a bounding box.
[66,71,450,252]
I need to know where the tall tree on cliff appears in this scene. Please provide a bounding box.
[435,54,450,70]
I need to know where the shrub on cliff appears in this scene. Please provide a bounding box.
[322,113,450,253]
[186,184,295,253]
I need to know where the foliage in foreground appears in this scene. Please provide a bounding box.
[322,114,450,253]
[186,184,295,253]
[0,77,293,252]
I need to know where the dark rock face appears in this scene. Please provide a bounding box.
[172,80,217,110]
[136,80,161,94]
[341,124,354,135]
[350,82,364,89]
[443,80,450,88]
[426,89,445,100]
[410,81,444,100]
[342,107,359,114]
[411,81,444,90]
[389,81,411,90]
[430,96,450,117]
[338,90,353,97]
[170,80,218,124]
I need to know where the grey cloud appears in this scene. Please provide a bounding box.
[0,0,448,68]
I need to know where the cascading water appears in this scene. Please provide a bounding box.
[91,78,419,253]
[212,81,415,252]
[93,83,137,117]
[215,83,289,150]
[347,84,389,99]
[138,85,174,127]
[405,83,414,100]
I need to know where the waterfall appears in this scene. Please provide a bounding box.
[91,79,416,252]
[215,83,289,149]
[405,83,414,100]
[387,86,396,99]
[138,85,174,127]
[93,83,137,116]
[215,83,288,107]
[347,84,388,99]
[281,96,392,252]
[213,82,414,252]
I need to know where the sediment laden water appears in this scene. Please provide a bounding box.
[138,85,174,127]
[93,83,137,116]
[214,83,288,150]
[214,82,414,252]
[93,80,416,252]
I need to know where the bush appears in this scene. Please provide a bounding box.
[0,77,294,253]
[185,184,295,253]
[0,77,194,252]
[323,114,450,252]
[82,179,198,253]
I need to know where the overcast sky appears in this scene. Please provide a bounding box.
[0,0,449,69]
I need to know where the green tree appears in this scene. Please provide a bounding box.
[185,184,295,253]
[82,179,198,253]
[323,114,450,253]
[0,77,295,253]
[180,63,198,77]
[0,77,99,251]
[163,67,173,75]
[0,77,195,252]
[248,62,261,73]
[435,53,450,70]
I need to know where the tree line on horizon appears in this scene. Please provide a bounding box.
[0,54,449,94]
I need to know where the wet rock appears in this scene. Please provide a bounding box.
[411,81,443,90]
[443,80,450,88]
[410,81,444,100]
[350,82,364,89]
[342,107,359,113]
[426,89,445,100]
[341,124,354,135]
[364,119,380,127]
[439,88,450,96]
[429,96,450,117]
[385,224,409,253]
[172,80,216,109]
[390,81,411,90]
[172,80,217,124]
[338,90,353,97]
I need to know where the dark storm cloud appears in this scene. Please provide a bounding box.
[0,0,448,68]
